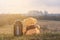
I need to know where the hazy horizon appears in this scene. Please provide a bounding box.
[0,0,60,14]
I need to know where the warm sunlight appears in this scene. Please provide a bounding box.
[0,0,60,14]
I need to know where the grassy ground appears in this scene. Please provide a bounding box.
[0,20,60,40]
[0,33,60,40]
[0,25,13,34]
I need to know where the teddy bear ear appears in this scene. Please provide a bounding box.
[23,17,37,26]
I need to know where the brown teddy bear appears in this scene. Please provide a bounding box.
[23,17,40,35]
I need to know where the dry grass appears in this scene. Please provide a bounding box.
[0,14,60,40]
[0,25,13,35]
[0,33,60,40]
[0,20,60,40]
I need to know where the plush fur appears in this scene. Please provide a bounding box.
[23,17,40,35]
[25,25,40,35]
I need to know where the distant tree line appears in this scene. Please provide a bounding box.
[33,15,60,21]
[26,10,60,21]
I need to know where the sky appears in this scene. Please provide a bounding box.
[0,0,60,14]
